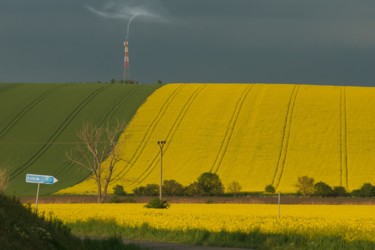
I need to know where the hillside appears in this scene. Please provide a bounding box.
[61,83,375,194]
[0,83,159,195]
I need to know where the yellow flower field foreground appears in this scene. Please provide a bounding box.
[59,83,375,194]
[39,204,375,242]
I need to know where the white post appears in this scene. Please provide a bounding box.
[278,191,281,219]
[35,183,40,213]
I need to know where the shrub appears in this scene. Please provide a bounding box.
[314,182,333,197]
[145,198,169,209]
[112,185,126,196]
[351,183,375,197]
[133,184,159,196]
[197,172,224,196]
[163,180,184,196]
[143,184,159,196]
[184,182,199,196]
[265,184,276,194]
[332,186,348,197]
[133,186,145,196]
[296,176,315,196]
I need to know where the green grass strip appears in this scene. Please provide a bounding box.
[68,218,375,250]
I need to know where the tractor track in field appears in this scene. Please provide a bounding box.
[98,87,138,125]
[0,84,66,140]
[340,86,349,189]
[9,85,109,181]
[128,85,205,188]
[272,85,300,189]
[210,85,253,173]
[114,85,184,180]
[54,87,138,179]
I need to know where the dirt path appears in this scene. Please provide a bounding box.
[123,239,251,250]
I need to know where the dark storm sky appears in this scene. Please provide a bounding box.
[1,0,375,85]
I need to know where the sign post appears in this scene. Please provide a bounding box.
[26,174,58,213]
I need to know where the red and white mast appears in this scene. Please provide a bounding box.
[123,40,129,82]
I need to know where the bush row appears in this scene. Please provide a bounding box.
[113,173,375,198]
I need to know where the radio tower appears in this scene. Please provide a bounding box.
[123,40,129,82]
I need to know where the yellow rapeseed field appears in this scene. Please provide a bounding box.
[59,83,375,194]
[38,204,375,242]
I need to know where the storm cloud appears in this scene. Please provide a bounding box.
[1,0,375,85]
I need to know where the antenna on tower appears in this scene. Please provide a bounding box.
[123,40,129,82]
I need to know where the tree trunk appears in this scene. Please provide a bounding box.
[97,176,102,203]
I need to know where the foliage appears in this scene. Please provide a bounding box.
[296,176,315,196]
[144,198,169,209]
[351,183,375,197]
[332,186,348,197]
[184,182,200,196]
[227,181,242,196]
[0,194,137,250]
[113,185,126,196]
[162,179,184,196]
[264,184,276,194]
[133,184,159,196]
[314,181,333,197]
[197,172,224,196]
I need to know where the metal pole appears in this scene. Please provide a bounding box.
[158,140,166,200]
[35,183,40,213]
[159,144,163,200]
[278,191,281,219]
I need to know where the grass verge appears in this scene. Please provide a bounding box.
[68,218,375,250]
[0,195,142,250]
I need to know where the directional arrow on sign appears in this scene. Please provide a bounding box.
[26,174,58,185]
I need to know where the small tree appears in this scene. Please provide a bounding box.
[296,176,315,196]
[133,186,146,196]
[314,182,333,197]
[163,179,184,196]
[184,181,199,196]
[66,120,125,203]
[143,184,160,196]
[197,172,224,196]
[227,181,242,197]
[113,185,126,196]
[265,184,276,194]
[332,186,348,197]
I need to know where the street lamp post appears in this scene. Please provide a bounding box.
[157,140,166,200]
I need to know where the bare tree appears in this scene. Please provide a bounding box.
[66,120,125,203]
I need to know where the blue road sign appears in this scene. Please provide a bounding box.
[26,174,58,185]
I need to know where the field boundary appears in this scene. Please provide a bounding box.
[128,85,206,188]
[117,85,183,179]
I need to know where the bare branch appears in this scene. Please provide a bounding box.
[66,120,127,203]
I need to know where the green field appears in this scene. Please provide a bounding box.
[0,83,158,195]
